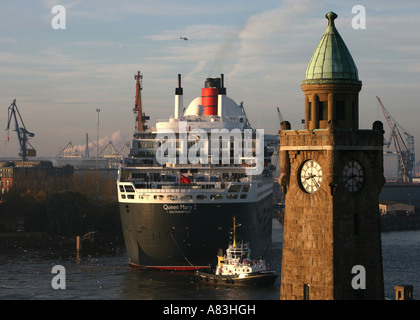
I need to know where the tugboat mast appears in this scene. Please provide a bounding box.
[232,216,241,248]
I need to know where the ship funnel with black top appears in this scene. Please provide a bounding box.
[174,74,183,119]
[202,77,219,116]
[201,74,226,117]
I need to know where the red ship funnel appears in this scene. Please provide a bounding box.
[201,87,218,115]
[201,77,223,116]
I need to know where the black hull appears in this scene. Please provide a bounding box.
[195,270,278,287]
[119,195,273,270]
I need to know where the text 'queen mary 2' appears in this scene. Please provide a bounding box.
[117,72,275,270]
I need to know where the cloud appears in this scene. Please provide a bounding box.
[228,0,317,79]
[145,24,236,42]
[40,0,232,23]
[0,38,18,44]
[141,23,243,87]
[2,0,420,162]
[184,60,207,82]
[207,26,243,77]
[141,1,318,81]
[72,130,130,156]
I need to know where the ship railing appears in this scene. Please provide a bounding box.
[127,180,259,192]
[119,179,256,189]
[129,179,255,190]
[156,115,248,123]
[131,187,226,194]
[164,163,255,169]
[122,163,255,170]
[133,182,227,191]
[123,174,252,184]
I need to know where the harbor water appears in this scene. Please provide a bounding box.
[0,219,418,300]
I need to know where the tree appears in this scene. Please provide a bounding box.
[46,191,91,236]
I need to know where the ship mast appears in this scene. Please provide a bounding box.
[232,216,241,248]
[134,71,148,133]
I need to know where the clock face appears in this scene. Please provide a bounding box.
[299,160,322,193]
[343,160,364,192]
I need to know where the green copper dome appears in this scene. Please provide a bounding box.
[302,12,362,86]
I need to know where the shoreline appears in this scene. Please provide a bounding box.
[0,231,124,252]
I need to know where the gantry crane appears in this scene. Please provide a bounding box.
[377,96,415,182]
[6,99,36,161]
[6,99,36,160]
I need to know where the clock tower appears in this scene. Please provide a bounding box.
[279,12,385,300]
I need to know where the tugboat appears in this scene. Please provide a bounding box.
[196,217,277,286]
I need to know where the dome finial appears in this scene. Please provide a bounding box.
[326,11,337,27]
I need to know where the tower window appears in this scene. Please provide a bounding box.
[303,284,310,300]
[336,101,345,121]
[318,102,327,120]
[352,102,356,121]
[308,102,312,121]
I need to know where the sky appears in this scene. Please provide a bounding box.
[1,0,420,175]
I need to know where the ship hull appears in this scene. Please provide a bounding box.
[119,194,273,270]
[195,270,278,287]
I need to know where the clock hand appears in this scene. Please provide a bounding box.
[311,177,319,188]
[345,174,356,182]
[306,174,318,182]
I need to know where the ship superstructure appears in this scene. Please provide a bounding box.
[117,73,274,270]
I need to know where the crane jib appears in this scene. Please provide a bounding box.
[5,99,36,161]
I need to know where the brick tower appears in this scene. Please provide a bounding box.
[279,12,385,300]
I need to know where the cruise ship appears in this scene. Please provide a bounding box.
[117,72,274,270]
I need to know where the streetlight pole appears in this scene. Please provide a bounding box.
[96,108,100,195]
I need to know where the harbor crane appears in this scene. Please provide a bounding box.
[377,96,415,182]
[277,107,284,132]
[133,71,150,133]
[5,99,36,161]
